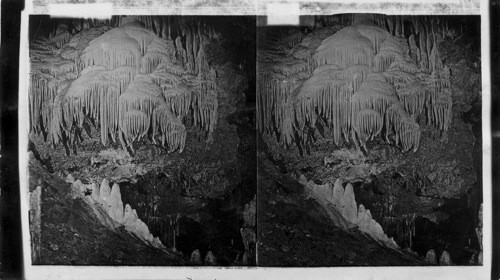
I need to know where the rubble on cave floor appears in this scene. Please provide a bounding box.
[28,153,186,265]
[257,155,424,266]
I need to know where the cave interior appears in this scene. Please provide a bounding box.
[25,13,483,266]
[256,14,482,266]
[27,15,256,266]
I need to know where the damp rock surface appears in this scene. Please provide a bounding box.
[257,155,424,266]
[28,152,185,265]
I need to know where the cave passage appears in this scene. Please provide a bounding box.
[119,171,253,265]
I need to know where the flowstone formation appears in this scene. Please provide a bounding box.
[29,16,218,154]
[258,15,451,153]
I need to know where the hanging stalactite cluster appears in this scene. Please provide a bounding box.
[29,16,219,154]
[258,14,452,153]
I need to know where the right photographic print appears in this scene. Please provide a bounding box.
[256,14,482,266]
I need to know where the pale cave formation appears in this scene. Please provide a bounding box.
[27,15,256,266]
[29,16,217,154]
[257,14,482,266]
[25,13,483,267]
[258,14,452,154]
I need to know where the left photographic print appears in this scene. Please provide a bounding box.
[25,15,256,266]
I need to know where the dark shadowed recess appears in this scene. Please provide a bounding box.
[119,171,254,266]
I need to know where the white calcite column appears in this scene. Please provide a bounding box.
[439,250,452,265]
[341,183,358,224]
[426,249,437,264]
[332,179,344,210]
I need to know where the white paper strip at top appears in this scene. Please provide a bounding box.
[47,3,114,19]
[266,3,300,25]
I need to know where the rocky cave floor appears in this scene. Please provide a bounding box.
[29,155,186,265]
[257,152,424,266]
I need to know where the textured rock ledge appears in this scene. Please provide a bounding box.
[300,174,398,249]
[66,174,164,249]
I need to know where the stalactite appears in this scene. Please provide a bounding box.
[396,83,429,117]
[386,103,420,152]
[174,36,184,66]
[193,24,200,65]
[30,19,219,153]
[120,109,150,144]
[195,39,210,77]
[419,25,429,71]
[353,109,383,144]
[185,27,195,74]
[395,16,401,38]
[161,84,192,117]
[425,21,433,74]
[192,83,218,133]
[258,17,451,152]
[152,104,187,152]
[408,34,420,65]
[386,16,394,35]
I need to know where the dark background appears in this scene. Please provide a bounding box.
[491,0,500,279]
[1,0,24,279]
[0,1,498,279]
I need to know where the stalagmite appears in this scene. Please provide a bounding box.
[302,175,399,248]
[100,179,111,201]
[90,182,100,202]
[191,249,202,264]
[108,183,124,223]
[67,176,165,248]
[439,250,452,265]
[356,204,371,227]
[332,179,344,209]
[341,183,358,224]
[426,249,438,264]
[204,251,217,266]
